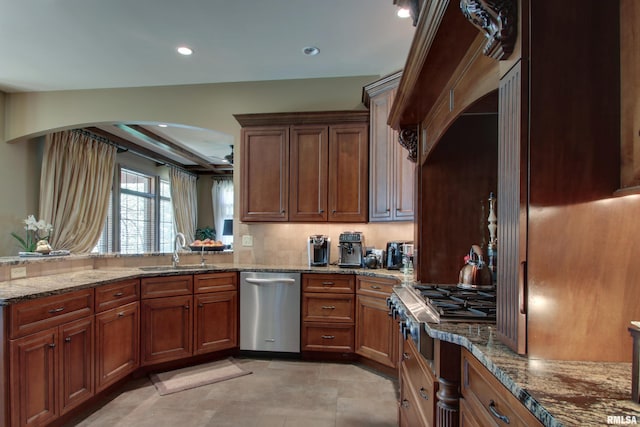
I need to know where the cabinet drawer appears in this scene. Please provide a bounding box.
[141,275,193,299]
[356,276,397,297]
[401,337,437,423]
[302,322,354,352]
[302,293,354,323]
[95,279,140,312]
[194,272,237,293]
[400,363,432,427]
[302,274,355,293]
[10,289,94,339]
[461,348,542,426]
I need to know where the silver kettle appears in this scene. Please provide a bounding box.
[458,245,493,289]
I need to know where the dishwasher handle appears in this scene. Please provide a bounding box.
[244,277,297,285]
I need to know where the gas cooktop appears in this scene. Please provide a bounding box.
[413,283,496,322]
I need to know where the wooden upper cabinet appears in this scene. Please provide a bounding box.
[240,126,289,222]
[290,125,329,222]
[235,111,369,223]
[328,123,368,222]
[365,72,414,222]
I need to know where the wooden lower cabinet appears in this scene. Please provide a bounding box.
[399,336,437,427]
[194,291,238,354]
[355,276,398,368]
[301,273,355,353]
[141,295,193,365]
[95,301,140,392]
[9,316,94,427]
[460,348,542,426]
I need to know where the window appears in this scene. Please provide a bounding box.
[93,167,175,254]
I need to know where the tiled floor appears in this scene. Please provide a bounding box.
[66,358,399,427]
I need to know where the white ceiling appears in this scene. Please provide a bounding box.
[1,0,416,170]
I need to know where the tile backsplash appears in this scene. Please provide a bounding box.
[234,222,414,266]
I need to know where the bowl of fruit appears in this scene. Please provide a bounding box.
[189,239,226,251]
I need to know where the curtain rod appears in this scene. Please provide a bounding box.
[71,128,193,174]
[211,175,233,181]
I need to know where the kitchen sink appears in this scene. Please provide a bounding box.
[139,264,216,271]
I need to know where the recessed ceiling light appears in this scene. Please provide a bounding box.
[397,8,411,18]
[177,46,193,56]
[302,46,320,56]
[158,124,168,128]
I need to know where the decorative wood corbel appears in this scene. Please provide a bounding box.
[460,0,517,60]
[398,126,418,163]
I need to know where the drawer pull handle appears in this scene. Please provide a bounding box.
[64,337,72,343]
[184,305,190,310]
[370,285,381,289]
[113,292,124,297]
[321,305,336,310]
[488,400,510,424]
[321,335,335,339]
[401,399,410,408]
[198,303,204,308]
[48,307,65,314]
[321,281,335,285]
[118,312,125,317]
[418,387,429,400]
[403,352,411,360]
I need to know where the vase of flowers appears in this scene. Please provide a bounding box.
[11,215,54,253]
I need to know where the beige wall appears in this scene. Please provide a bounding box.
[0,91,40,256]
[1,76,415,260]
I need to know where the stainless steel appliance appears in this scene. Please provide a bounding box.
[240,272,301,353]
[388,282,496,325]
[386,241,413,270]
[308,235,330,267]
[337,231,364,268]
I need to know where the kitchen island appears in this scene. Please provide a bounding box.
[0,254,637,426]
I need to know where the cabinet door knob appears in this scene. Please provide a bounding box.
[48,343,56,349]
[418,387,429,400]
[319,209,324,213]
[198,303,204,308]
[401,399,410,408]
[331,209,336,214]
[64,337,72,343]
[184,305,190,310]
[488,400,510,424]
[403,352,411,360]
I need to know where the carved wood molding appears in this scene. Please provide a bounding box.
[460,0,517,60]
[398,126,418,163]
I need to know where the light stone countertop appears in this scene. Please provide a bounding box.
[427,321,640,426]
[1,260,637,427]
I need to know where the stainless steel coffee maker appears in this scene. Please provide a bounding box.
[308,235,330,267]
[337,231,364,268]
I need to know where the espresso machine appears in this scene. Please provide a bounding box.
[308,235,330,267]
[337,231,364,268]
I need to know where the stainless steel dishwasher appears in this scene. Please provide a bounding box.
[240,271,301,353]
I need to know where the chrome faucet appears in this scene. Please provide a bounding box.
[173,232,186,267]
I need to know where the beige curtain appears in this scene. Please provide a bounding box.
[39,130,116,253]
[170,167,197,244]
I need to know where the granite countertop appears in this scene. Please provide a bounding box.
[428,321,640,426]
[0,262,407,304]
